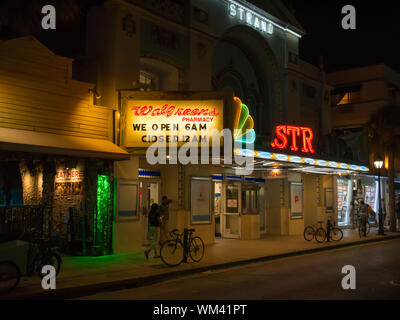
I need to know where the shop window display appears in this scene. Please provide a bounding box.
[337,177,352,226]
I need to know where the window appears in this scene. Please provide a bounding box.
[336,92,360,105]
[302,84,316,99]
[331,85,361,106]
[139,71,153,89]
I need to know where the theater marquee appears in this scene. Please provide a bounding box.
[123,99,224,147]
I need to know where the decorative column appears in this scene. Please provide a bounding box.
[42,157,56,237]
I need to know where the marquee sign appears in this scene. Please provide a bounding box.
[271,125,315,154]
[124,99,224,147]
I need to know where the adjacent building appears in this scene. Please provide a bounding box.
[0,36,129,255]
[328,64,400,228]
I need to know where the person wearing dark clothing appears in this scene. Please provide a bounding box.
[144,203,161,260]
[396,197,400,229]
[159,196,171,244]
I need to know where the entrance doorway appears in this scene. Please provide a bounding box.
[242,182,265,232]
[139,179,161,244]
[222,182,241,239]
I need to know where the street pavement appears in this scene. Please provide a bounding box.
[79,238,400,300]
[4,227,400,299]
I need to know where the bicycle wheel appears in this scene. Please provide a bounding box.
[366,222,370,234]
[37,253,62,278]
[330,228,343,241]
[0,261,21,295]
[315,228,326,243]
[160,240,184,266]
[303,226,315,241]
[189,237,204,262]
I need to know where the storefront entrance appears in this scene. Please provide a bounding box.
[337,176,353,227]
[223,181,242,239]
[213,177,265,239]
[242,181,265,233]
[139,179,161,244]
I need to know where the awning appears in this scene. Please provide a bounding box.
[234,148,369,174]
[0,127,130,160]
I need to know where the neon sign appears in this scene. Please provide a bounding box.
[227,0,302,38]
[228,2,273,35]
[233,97,256,144]
[125,99,224,147]
[271,125,315,154]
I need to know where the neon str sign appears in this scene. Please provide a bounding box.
[271,125,315,154]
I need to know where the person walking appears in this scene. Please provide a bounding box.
[366,202,378,227]
[359,199,368,236]
[144,203,161,260]
[159,196,171,244]
[381,199,387,226]
[396,197,400,229]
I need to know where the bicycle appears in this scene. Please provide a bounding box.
[27,238,62,278]
[0,261,20,295]
[304,220,343,243]
[160,228,205,267]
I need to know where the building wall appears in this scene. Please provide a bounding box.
[83,0,330,130]
[113,156,141,253]
[327,64,400,130]
[19,160,43,206]
[266,179,282,234]
[0,37,114,141]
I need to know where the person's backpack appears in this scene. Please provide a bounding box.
[148,205,160,226]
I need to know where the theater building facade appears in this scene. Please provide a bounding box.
[79,0,369,254]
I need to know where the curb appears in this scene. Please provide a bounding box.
[6,233,400,300]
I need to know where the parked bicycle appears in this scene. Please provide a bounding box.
[27,238,62,278]
[160,228,204,267]
[304,220,343,243]
[0,232,62,295]
[0,261,20,294]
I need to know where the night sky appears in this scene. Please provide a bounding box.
[2,0,400,73]
[283,0,400,72]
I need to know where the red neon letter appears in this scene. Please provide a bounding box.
[271,125,288,149]
[131,106,140,116]
[300,127,315,154]
[286,126,301,151]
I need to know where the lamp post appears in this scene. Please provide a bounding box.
[374,158,384,235]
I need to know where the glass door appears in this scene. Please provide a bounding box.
[337,177,353,226]
[222,182,241,239]
[139,179,160,244]
[214,182,223,237]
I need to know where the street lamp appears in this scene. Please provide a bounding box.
[374,158,384,235]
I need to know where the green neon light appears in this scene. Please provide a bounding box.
[233,97,256,144]
[95,175,111,251]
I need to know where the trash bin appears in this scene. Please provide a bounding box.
[0,240,30,276]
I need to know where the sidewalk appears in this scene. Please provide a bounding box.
[4,227,400,299]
